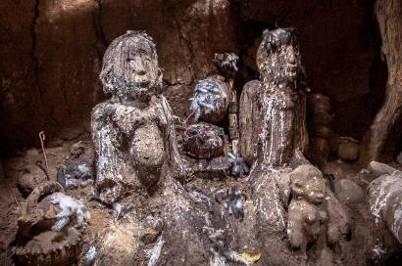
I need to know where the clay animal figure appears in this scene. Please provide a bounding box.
[287,165,327,252]
[92,31,183,205]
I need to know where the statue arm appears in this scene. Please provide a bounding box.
[239,80,263,165]
[157,96,188,177]
[91,102,125,204]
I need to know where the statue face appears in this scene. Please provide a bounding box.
[304,175,326,204]
[121,41,161,100]
[290,165,326,204]
[100,32,162,101]
[256,28,300,85]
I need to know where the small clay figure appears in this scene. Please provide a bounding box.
[92,31,183,204]
[287,165,327,251]
[214,53,241,155]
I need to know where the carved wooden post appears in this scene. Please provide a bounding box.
[214,52,241,155]
[308,93,332,168]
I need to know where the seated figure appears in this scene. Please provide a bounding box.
[91,31,183,205]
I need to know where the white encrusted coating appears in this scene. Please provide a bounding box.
[92,31,184,204]
[50,192,90,230]
[369,173,402,243]
[146,236,165,266]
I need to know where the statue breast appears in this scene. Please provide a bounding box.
[130,123,165,168]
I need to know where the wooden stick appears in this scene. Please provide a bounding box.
[39,131,49,178]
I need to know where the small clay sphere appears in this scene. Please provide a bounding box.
[337,137,360,162]
[190,76,229,124]
[334,179,365,204]
[182,123,225,159]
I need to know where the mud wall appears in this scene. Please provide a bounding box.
[0,0,382,155]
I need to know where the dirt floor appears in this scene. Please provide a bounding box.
[1,133,402,265]
[0,136,103,265]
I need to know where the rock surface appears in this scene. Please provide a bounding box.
[0,0,380,154]
[334,179,365,204]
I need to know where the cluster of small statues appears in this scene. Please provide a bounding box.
[11,28,402,266]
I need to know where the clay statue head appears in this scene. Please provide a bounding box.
[256,28,300,85]
[99,31,163,101]
[290,165,326,204]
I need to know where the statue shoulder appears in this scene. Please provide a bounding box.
[91,100,117,122]
[243,80,263,92]
[151,95,173,115]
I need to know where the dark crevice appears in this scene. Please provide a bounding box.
[163,80,187,87]
[31,0,41,102]
[62,79,72,117]
[93,0,108,61]
[228,1,262,90]
[92,0,109,105]
[174,18,195,83]
[31,0,39,76]
[30,0,52,148]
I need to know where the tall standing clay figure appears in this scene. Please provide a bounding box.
[91,31,183,205]
[238,29,351,265]
[240,28,308,168]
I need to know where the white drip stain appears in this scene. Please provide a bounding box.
[369,175,402,242]
[146,236,165,266]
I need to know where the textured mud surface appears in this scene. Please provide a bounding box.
[1,139,402,265]
[0,0,383,154]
